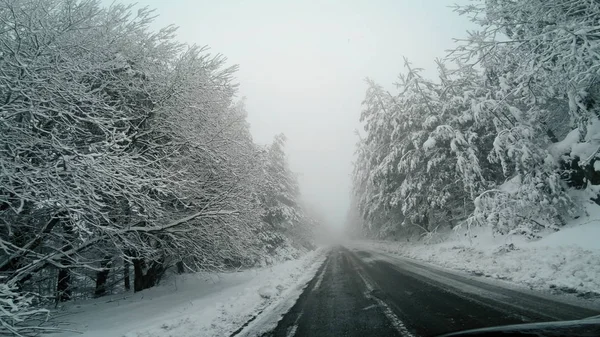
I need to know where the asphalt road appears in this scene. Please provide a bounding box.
[261,246,600,337]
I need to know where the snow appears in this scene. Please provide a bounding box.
[548,129,579,159]
[423,137,436,150]
[49,249,327,337]
[359,204,600,298]
[499,175,521,194]
[571,142,598,161]
[532,220,600,251]
[548,118,600,162]
[258,286,279,299]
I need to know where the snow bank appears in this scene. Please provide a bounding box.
[49,249,327,337]
[362,206,600,298]
[532,220,600,250]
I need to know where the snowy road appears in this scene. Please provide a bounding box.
[259,246,600,337]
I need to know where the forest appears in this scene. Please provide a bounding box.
[3,0,600,335]
[350,0,600,240]
[0,1,316,335]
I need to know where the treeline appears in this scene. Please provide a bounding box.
[351,0,600,240]
[0,1,315,334]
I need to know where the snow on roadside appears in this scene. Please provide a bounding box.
[49,248,327,337]
[236,250,331,337]
[361,205,600,299]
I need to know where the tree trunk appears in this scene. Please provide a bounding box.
[124,258,130,291]
[133,258,144,292]
[56,222,73,302]
[57,268,71,302]
[176,261,185,274]
[94,255,112,297]
[133,258,165,292]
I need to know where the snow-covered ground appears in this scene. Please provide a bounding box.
[362,203,600,299]
[48,248,327,337]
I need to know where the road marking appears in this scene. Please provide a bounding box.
[362,304,377,311]
[285,310,303,337]
[312,257,330,291]
[368,292,416,337]
[353,257,415,337]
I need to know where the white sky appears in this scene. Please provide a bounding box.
[107,0,475,231]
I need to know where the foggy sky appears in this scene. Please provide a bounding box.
[107,0,474,231]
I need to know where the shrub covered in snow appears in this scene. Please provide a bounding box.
[0,283,49,336]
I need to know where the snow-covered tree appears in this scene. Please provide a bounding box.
[353,61,487,238]
[352,0,599,240]
[256,134,315,252]
[0,1,315,333]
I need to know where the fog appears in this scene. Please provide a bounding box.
[110,0,473,231]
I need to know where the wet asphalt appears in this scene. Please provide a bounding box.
[261,246,600,337]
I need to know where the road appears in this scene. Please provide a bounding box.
[260,246,600,337]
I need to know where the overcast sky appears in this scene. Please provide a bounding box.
[108,0,475,231]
